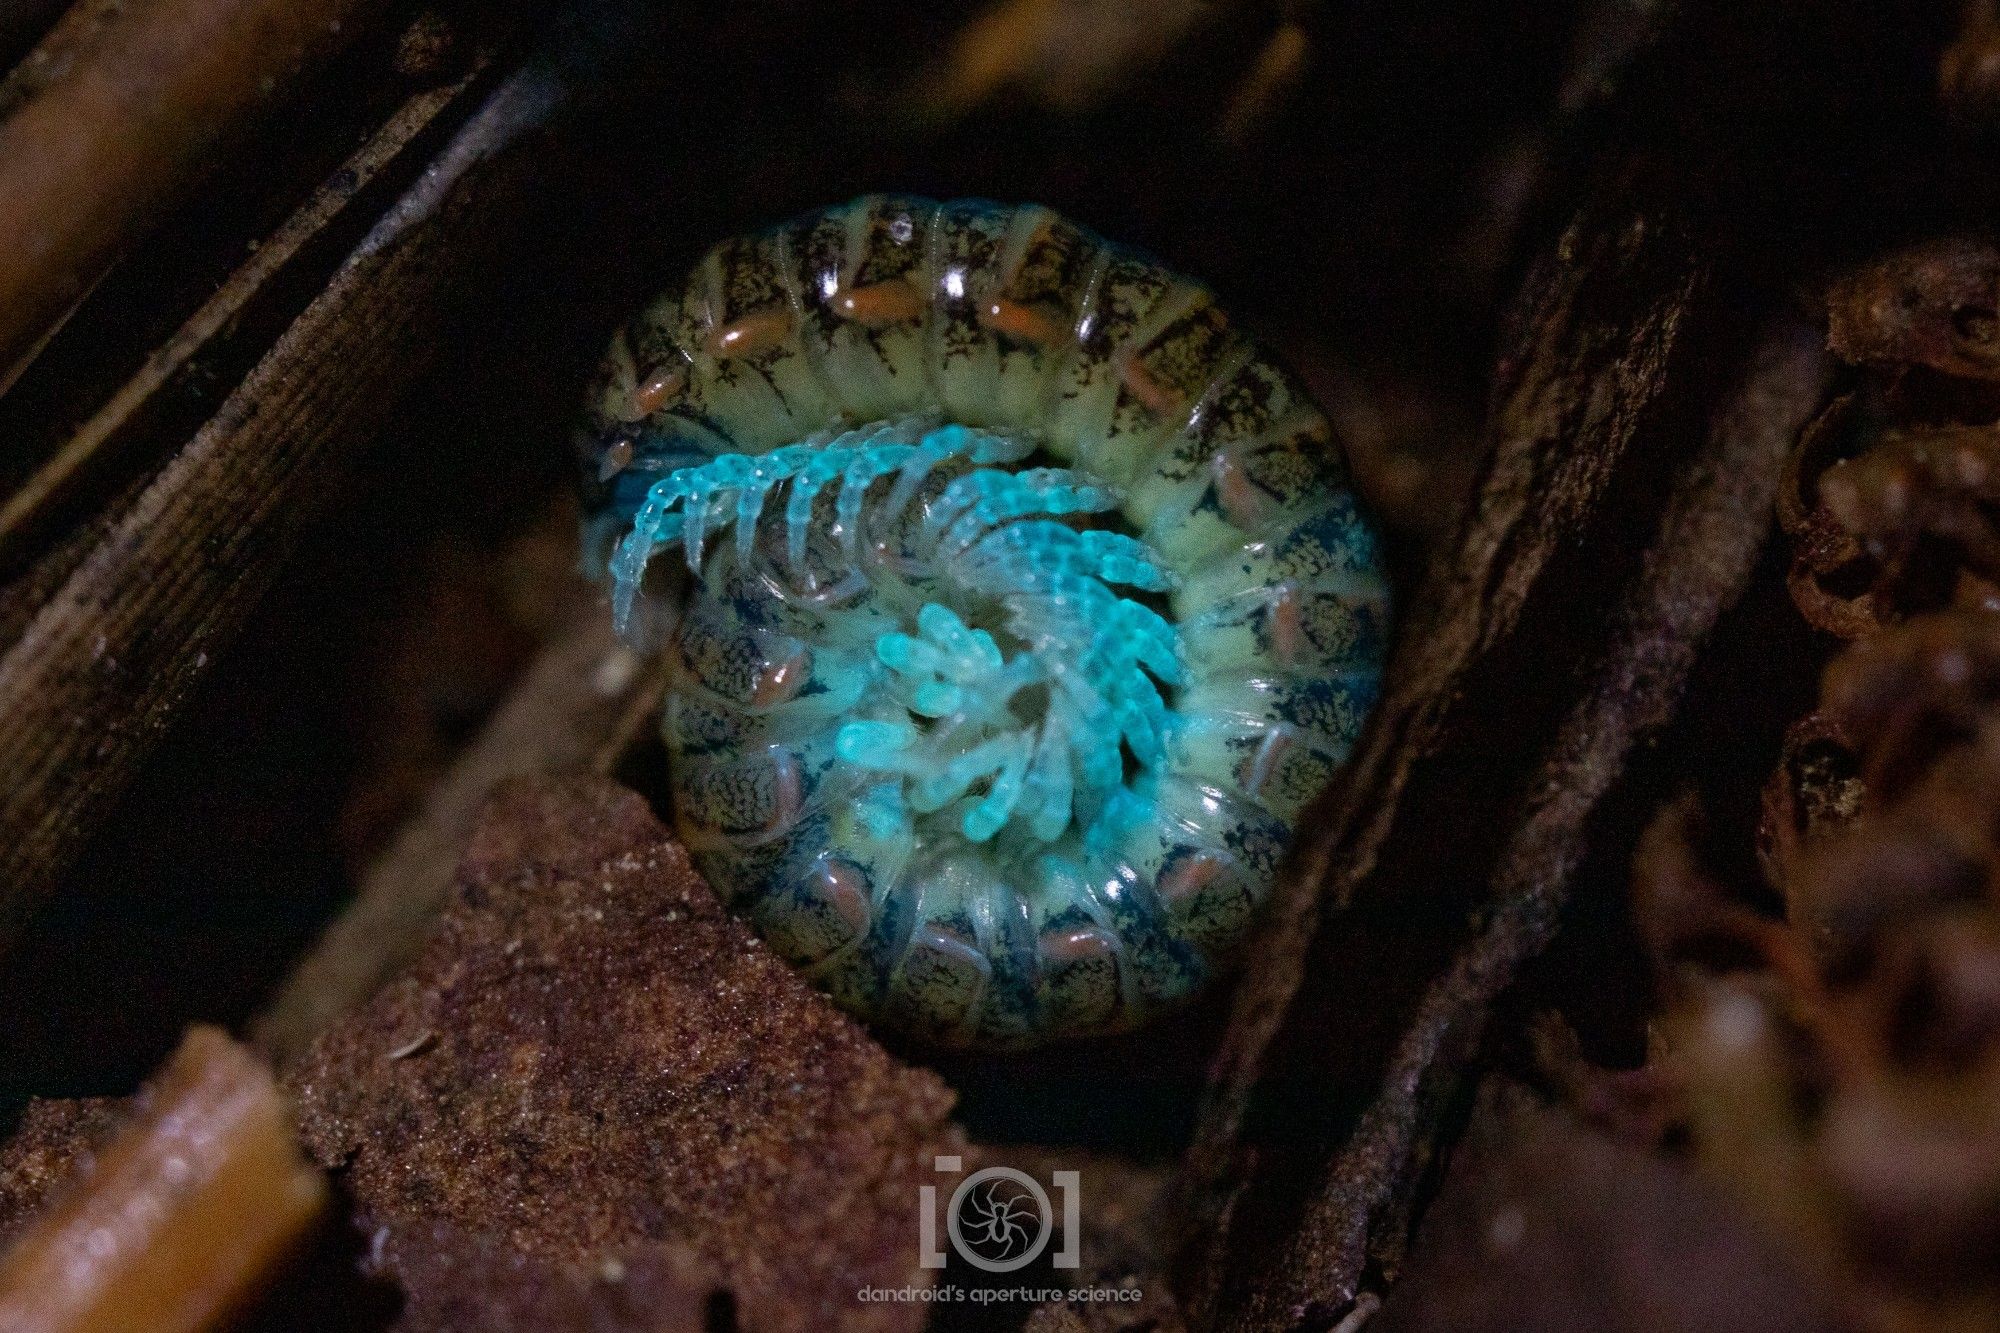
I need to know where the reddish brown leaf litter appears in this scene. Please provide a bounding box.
[287,776,963,1333]
[1758,711,1865,893]
[1626,782,2000,1329]
[1778,394,1880,639]
[1826,238,2000,383]
[1781,399,2000,638]
[368,1221,723,1333]
[1785,614,2000,970]
[1512,221,2000,1333]
[1784,240,2000,639]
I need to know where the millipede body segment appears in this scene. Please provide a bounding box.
[579,197,1389,1047]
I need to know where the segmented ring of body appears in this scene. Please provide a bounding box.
[579,197,1389,1048]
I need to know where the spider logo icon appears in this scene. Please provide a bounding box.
[953,1172,1047,1267]
[921,1157,1080,1272]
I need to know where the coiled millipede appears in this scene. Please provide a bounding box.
[579,197,1389,1048]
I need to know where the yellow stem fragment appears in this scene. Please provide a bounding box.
[0,1026,326,1333]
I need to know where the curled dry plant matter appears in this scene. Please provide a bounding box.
[1758,710,1865,895]
[1825,238,2000,384]
[1634,610,2000,1332]
[1792,612,2000,971]
[1782,405,2000,637]
[1644,231,2000,1333]
[1781,238,2000,637]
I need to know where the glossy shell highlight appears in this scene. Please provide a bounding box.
[580,196,1389,1047]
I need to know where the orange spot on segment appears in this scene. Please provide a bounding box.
[1156,851,1225,904]
[914,922,989,971]
[1114,346,1187,418]
[978,298,1068,347]
[1038,925,1117,966]
[597,437,635,482]
[628,363,686,417]
[1237,729,1293,797]
[807,859,873,938]
[704,307,794,359]
[751,645,809,709]
[1211,448,1273,531]
[1267,579,1304,666]
[835,280,926,328]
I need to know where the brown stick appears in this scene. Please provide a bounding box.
[1225,318,1831,1332]
[1183,190,1713,1287]
[1177,133,1837,1321]
[251,607,666,1065]
[0,46,572,926]
[0,1026,325,1333]
[0,0,382,389]
[0,65,481,573]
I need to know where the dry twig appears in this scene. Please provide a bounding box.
[0,1027,324,1333]
[0,0,382,388]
